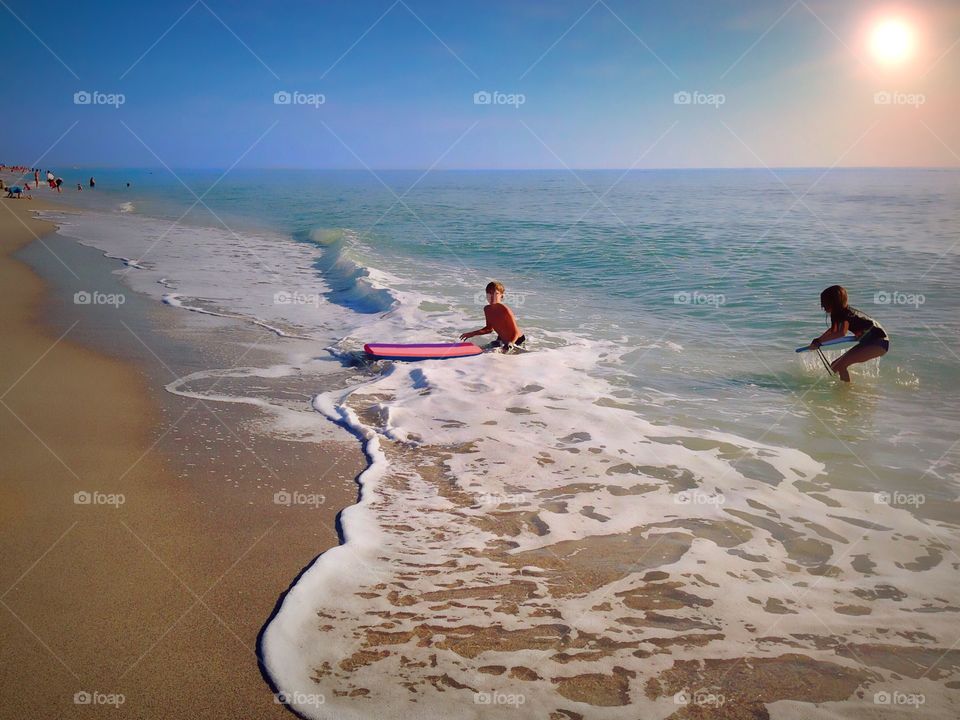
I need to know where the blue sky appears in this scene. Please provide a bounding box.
[2,0,958,168]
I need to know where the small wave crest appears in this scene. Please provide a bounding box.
[301,228,396,315]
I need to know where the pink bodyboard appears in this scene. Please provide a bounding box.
[363,342,483,360]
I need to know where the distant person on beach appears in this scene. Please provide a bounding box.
[55,177,63,193]
[460,281,525,353]
[89,176,95,188]
[76,183,82,191]
[808,285,889,382]
[34,169,39,186]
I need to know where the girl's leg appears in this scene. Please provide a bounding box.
[830,344,887,382]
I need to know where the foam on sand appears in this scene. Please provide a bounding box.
[261,336,960,718]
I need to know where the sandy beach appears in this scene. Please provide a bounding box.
[0,196,365,719]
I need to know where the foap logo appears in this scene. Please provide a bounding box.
[874,690,925,708]
[474,290,527,306]
[474,691,525,707]
[676,490,726,506]
[74,690,125,707]
[674,90,725,108]
[73,90,125,108]
[478,491,530,508]
[874,290,924,308]
[473,90,526,108]
[274,90,326,108]
[874,91,925,108]
[74,290,126,307]
[274,290,321,307]
[674,290,725,308]
[274,489,326,508]
[674,690,725,707]
[875,491,925,508]
[274,691,325,707]
[74,490,125,508]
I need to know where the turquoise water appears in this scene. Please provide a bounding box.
[50,167,960,513]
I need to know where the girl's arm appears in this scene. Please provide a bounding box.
[811,319,848,348]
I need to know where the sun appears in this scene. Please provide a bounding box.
[869,18,915,65]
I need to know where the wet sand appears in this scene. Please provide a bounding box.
[0,196,365,719]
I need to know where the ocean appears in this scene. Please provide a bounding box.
[40,167,960,717]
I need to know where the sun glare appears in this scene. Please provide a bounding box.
[869,18,915,65]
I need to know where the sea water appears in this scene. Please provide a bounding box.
[40,168,960,717]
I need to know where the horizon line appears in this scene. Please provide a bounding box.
[32,165,960,172]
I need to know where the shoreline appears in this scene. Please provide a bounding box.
[0,196,366,718]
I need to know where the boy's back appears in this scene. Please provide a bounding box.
[484,302,520,344]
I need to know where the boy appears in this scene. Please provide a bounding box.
[460,281,525,353]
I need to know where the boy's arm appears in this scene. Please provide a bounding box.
[460,327,491,340]
[460,307,494,340]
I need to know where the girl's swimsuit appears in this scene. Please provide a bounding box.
[837,306,889,352]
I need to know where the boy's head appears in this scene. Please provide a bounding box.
[485,280,505,304]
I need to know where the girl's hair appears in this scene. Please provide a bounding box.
[820,285,848,323]
[486,281,505,295]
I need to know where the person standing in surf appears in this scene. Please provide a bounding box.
[460,281,525,353]
[809,285,889,382]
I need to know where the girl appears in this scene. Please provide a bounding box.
[809,285,889,382]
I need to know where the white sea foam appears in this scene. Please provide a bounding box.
[261,332,960,718]
[161,292,309,339]
[41,210,365,346]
